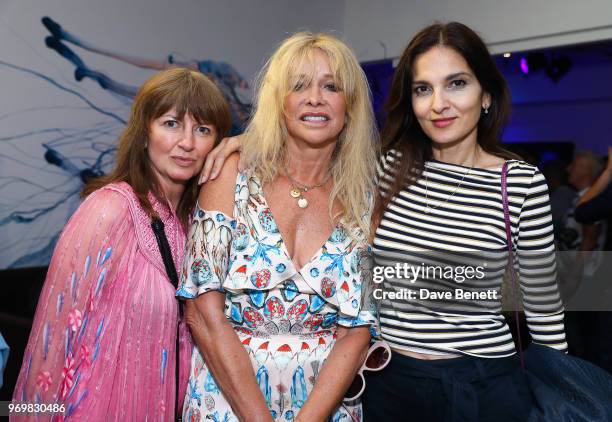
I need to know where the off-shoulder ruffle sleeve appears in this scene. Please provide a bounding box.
[336,196,380,336]
[176,206,236,298]
[11,188,136,420]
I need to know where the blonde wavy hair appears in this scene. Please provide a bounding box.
[242,32,379,238]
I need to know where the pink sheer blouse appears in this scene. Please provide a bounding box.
[11,182,191,421]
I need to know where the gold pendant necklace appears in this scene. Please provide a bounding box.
[285,169,332,209]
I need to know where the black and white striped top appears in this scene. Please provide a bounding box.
[373,150,568,358]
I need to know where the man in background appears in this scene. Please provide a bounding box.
[543,159,576,238]
[561,151,606,258]
[574,147,612,373]
[560,150,607,363]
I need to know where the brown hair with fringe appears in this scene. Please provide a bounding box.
[81,67,231,228]
[374,22,519,221]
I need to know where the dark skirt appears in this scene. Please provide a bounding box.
[362,351,533,422]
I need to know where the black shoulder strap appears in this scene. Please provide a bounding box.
[151,217,179,287]
[150,217,183,421]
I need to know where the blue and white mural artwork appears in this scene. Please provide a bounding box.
[0,16,251,269]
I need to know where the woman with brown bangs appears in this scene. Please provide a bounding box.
[12,67,231,421]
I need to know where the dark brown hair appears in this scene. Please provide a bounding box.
[376,22,517,218]
[82,67,231,228]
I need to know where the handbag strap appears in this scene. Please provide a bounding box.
[151,217,179,287]
[500,162,526,370]
[151,217,182,421]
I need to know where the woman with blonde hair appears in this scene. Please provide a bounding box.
[12,67,231,420]
[177,32,379,421]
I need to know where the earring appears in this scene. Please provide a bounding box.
[483,106,489,115]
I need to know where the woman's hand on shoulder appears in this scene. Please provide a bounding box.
[198,152,241,215]
[199,134,245,184]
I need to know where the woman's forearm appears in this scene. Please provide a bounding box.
[185,299,273,422]
[297,326,370,422]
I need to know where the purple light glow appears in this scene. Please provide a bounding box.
[520,57,529,74]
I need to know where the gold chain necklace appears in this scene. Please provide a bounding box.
[285,169,332,209]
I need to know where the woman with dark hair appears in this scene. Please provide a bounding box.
[364,22,567,421]
[12,67,231,421]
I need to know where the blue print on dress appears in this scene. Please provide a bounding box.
[188,378,202,406]
[187,407,202,421]
[332,409,349,421]
[252,238,281,265]
[321,249,348,275]
[286,299,308,322]
[350,248,365,273]
[258,209,279,233]
[204,371,220,394]
[233,223,249,251]
[291,366,307,409]
[230,302,243,324]
[320,277,336,298]
[322,312,338,328]
[191,258,213,286]
[211,411,233,422]
[243,307,265,329]
[176,286,196,299]
[308,295,326,313]
[282,279,300,302]
[263,296,285,319]
[257,365,272,407]
[250,268,272,288]
[329,226,348,243]
[248,289,266,308]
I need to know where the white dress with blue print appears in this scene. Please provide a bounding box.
[177,171,376,422]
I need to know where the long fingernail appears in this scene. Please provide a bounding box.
[199,176,207,185]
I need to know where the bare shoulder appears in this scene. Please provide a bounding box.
[198,152,240,215]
